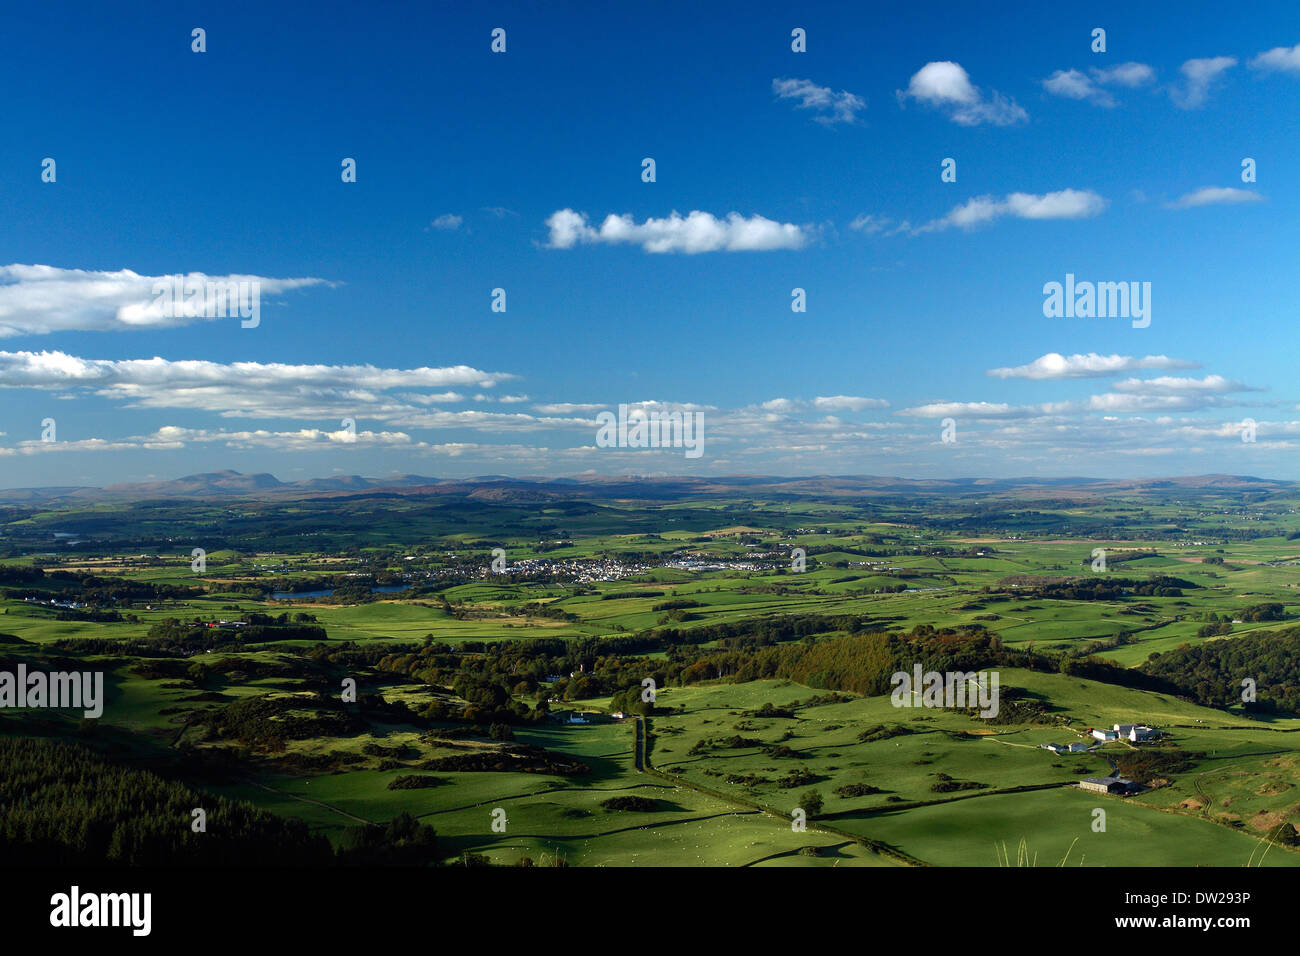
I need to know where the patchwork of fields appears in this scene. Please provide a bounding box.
[6,480,1300,865]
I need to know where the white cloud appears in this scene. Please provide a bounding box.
[0,265,330,337]
[620,400,714,413]
[898,401,1023,419]
[532,402,609,414]
[1110,374,1256,395]
[1003,191,1106,219]
[402,392,467,404]
[1042,62,1155,106]
[1166,187,1265,209]
[901,389,1254,422]
[913,189,1106,234]
[848,214,889,233]
[0,426,420,455]
[1169,56,1236,108]
[1095,62,1157,88]
[1,437,185,455]
[1084,392,1247,413]
[989,353,1199,380]
[544,209,809,253]
[1043,69,1106,104]
[531,399,713,416]
[812,395,889,412]
[772,77,867,124]
[429,214,463,230]
[1250,43,1300,74]
[898,61,1027,126]
[146,426,418,450]
[758,397,887,413]
[901,61,979,105]
[0,351,508,391]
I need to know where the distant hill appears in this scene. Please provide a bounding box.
[0,470,1290,506]
[93,470,285,498]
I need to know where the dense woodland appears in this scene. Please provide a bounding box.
[1142,627,1300,713]
[0,737,447,865]
[0,737,332,865]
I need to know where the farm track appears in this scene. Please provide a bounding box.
[1185,755,1288,817]
[1192,771,1214,816]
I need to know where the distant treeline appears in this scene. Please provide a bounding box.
[0,565,203,604]
[985,575,1196,601]
[147,615,326,646]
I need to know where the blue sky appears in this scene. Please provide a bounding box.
[1,0,1298,487]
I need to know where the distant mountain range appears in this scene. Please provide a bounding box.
[0,470,1290,505]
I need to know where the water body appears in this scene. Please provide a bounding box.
[269,585,411,600]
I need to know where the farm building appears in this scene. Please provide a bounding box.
[1043,741,1090,754]
[1114,723,1158,742]
[1079,776,1139,795]
[1091,724,1158,742]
